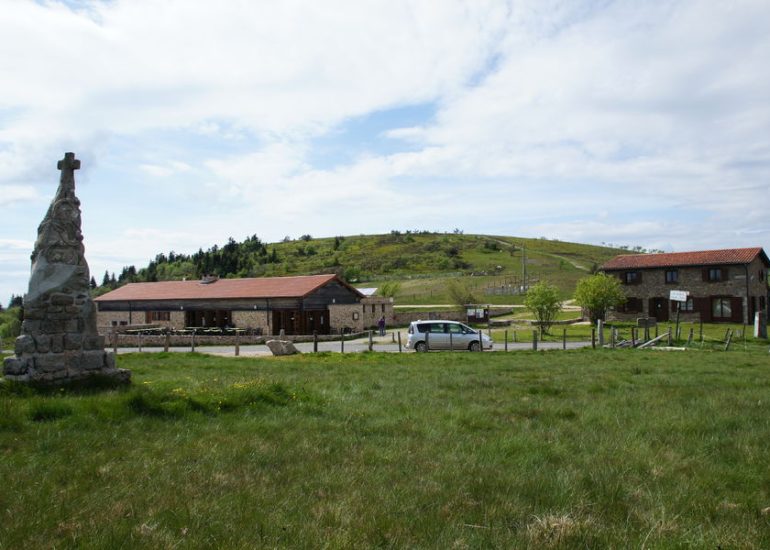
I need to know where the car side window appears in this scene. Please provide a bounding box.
[417,323,431,333]
[448,324,463,334]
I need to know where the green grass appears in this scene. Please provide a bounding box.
[2,350,770,547]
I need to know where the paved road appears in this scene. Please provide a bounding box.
[3,336,592,357]
[110,337,592,356]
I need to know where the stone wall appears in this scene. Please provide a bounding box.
[393,310,467,325]
[231,310,270,334]
[360,297,395,329]
[329,304,364,333]
[97,310,185,332]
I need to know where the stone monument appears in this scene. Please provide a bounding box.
[2,153,130,385]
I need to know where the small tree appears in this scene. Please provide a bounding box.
[573,273,626,323]
[378,281,401,299]
[524,282,562,335]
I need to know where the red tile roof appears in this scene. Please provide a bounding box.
[601,247,768,270]
[94,274,358,302]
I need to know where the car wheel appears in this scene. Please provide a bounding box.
[415,342,427,353]
[468,341,480,352]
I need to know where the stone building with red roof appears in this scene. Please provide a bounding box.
[94,273,392,335]
[600,247,770,324]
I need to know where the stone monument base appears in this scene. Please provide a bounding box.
[3,348,130,386]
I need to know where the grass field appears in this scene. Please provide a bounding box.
[2,350,770,548]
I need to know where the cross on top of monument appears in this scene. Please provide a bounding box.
[57,152,80,172]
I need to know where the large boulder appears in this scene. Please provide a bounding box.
[266,339,300,356]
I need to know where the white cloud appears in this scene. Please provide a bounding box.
[0,185,42,206]
[1,0,769,301]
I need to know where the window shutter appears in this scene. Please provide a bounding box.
[636,271,642,284]
[694,297,711,322]
[730,297,743,323]
[721,267,729,280]
[702,269,709,282]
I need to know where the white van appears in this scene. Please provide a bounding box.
[405,320,493,352]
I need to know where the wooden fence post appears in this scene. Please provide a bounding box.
[368,330,373,352]
[631,328,636,348]
[340,331,345,353]
[591,328,596,349]
[138,334,143,353]
[687,328,694,346]
[313,331,318,353]
[397,331,402,353]
[611,328,616,349]
[724,329,733,351]
[426,331,430,352]
[191,329,196,352]
[112,329,118,354]
[504,330,508,352]
[164,329,170,352]
[449,331,454,352]
[532,330,538,351]
[597,320,604,347]
[562,328,567,350]
[235,330,240,357]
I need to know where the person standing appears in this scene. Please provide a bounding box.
[378,316,386,337]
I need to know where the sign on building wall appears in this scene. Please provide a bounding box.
[669,290,689,302]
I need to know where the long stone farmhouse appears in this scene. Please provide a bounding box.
[601,247,769,324]
[94,274,393,335]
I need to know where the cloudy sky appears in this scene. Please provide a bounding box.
[2,0,769,302]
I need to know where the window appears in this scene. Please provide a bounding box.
[381,304,386,313]
[352,312,359,320]
[371,304,375,314]
[447,323,464,334]
[759,270,765,282]
[624,271,641,285]
[712,298,732,319]
[148,311,170,322]
[707,268,724,282]
[680,297,694,312]
[620,297,643,313]
[665,270,678,284]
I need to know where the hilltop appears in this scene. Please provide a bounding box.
[97,232,629,305]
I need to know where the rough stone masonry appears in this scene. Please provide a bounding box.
[2,153,130,385]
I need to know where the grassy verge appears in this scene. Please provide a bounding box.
[2,350,770,547]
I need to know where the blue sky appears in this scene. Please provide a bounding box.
[2,0,769,303]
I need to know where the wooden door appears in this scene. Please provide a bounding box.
[649,298,669,322]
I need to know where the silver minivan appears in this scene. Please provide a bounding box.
[406,320,493,352]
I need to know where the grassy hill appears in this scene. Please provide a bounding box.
[102,232,626,305]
